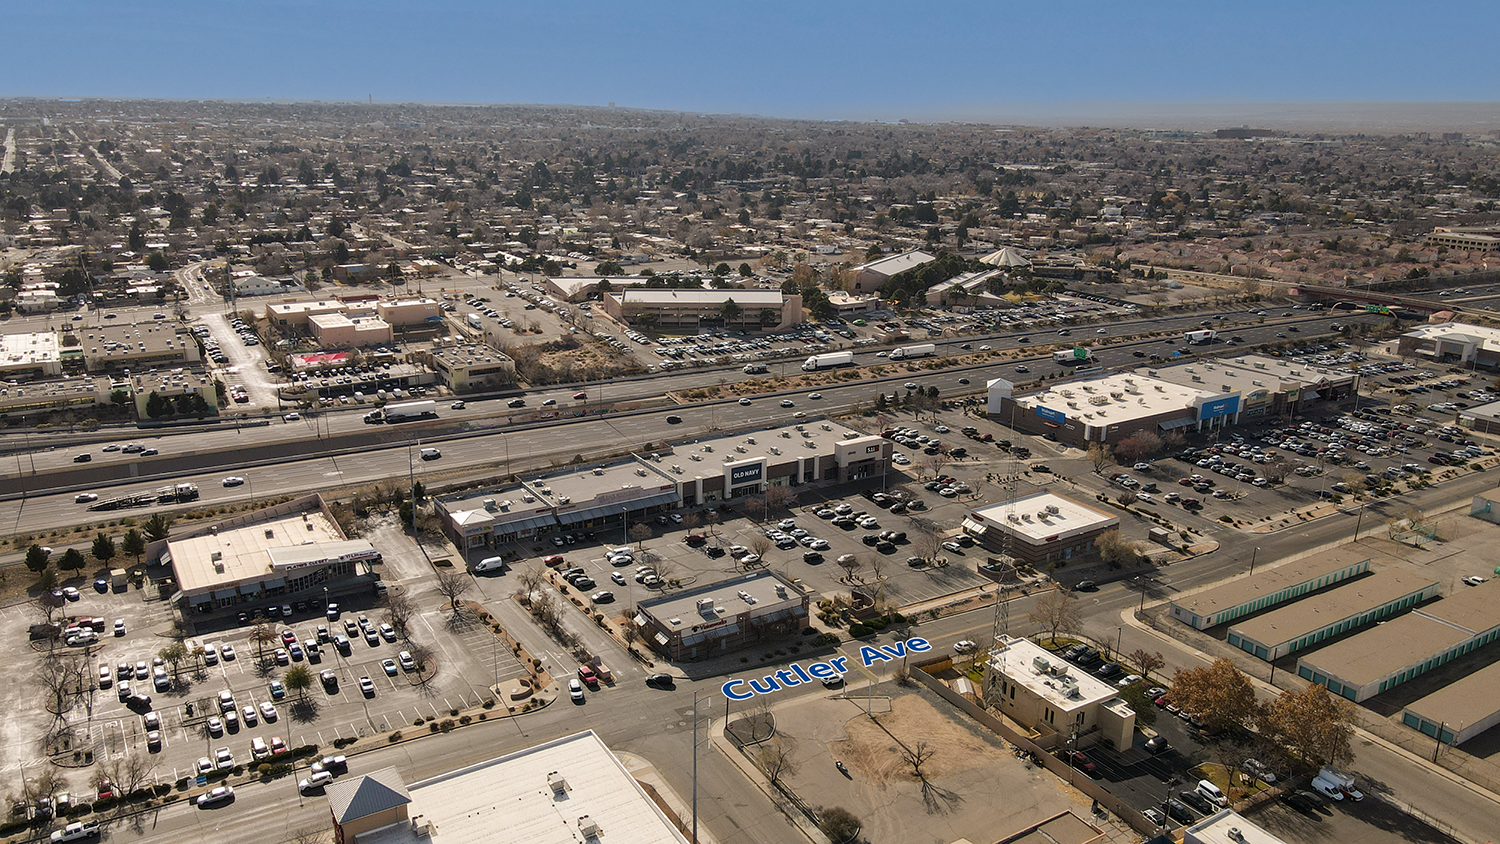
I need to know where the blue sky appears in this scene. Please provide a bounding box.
[5,1,1498,120]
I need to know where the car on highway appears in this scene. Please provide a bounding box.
[222,476,245,487]
[666,415,682,424]
[808,392,822,399]
[449,401,465,410]
[738,397,751,406]
[75,492,98,503]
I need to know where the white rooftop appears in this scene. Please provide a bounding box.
[987,635,1123,714]
[356,731,690,844]
[166,500,344,595]
[967,491,1118,544]
[1017,371,1214,428]
[1184,809,1287,844]
[856,248,936,277]
[1144,354,1354,395]
[1402,321,1500,353]
[619,288,784,306]
[0,331,60,366]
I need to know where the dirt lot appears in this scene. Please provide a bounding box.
[769,684,1133,844]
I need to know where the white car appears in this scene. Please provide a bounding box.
[214,746,235,770]
[892,453,910,465]
[299,771,334,793]
[260,701,278,722]
[75,492,98,503]
[222,476,245,487]
[953,640,977,654]
[569,678,585,702]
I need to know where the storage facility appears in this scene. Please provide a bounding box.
[1226,570,1441,662]
[1296,579,1500,701]
[1401,658,1500,746]
[1169,550,1372,630]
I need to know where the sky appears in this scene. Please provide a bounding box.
[5,1,1499,123]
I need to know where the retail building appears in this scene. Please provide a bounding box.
[636,570,809,662]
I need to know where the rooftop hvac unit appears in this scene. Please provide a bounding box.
[636,468,649,476]
[724,456,734,463]
[578,817,600,839]
[696,598,716,613]
[1046,504,1059,514]
[805,440,818,448]
[1223,384,1232,392]
[1037,510,1051,520]
[1008,513,1021,523]
[671,465,683,474]
[548,772,569,795]
[769,446,780,454]
[746,437,756,445]
[483,499,497,511]
[738,590,757,604]
[1227,828,1244,842]
[775,585,788,598]
[557,496,570,504]
[821,424,832,431]
[782,431,792,438]
[1032,656,1051,673]
[702,445,713,452]
[522,494,535,502]
[1062,681,1080,699]
[1185,367,1195,373]
[689,454,702,461]
[735,446,746,453]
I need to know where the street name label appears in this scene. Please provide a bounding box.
[721,637,932,700]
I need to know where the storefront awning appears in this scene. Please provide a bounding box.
[262,578,285,590]
[1159,417,1197,431]
[187,593,211,605]
[211,588,237,600]
[557,504,623,526]
[1303,390,1321,401]
[495,514,557,533]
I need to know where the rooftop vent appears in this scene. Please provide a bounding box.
[578,817,600,839]
[548,772,569,795]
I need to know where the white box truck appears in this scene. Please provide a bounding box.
[889,344,936,360]
[1185,329,1218,345]
[802,351,854,371]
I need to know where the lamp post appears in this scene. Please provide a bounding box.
[1249,546,1260,576]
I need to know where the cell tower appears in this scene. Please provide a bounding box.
[989,389,1023,647]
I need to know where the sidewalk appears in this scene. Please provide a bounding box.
[617,751,724,844]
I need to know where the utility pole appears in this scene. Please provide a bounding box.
[691,692,710,844]
[1249,546,1260,576]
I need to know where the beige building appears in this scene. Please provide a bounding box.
[77,322,200,372]
[983,635,1135,751]
[308,312,394,347]
[417,344,516,392]
[601,288,802,333]
[637,570,810,662]
[849,249,936,294]
[962,491,1119,568]
[162,494,381,621]
[1427,227,1500,252]
[375,297,441,326]
[266,299,347,330]
[0,331,63,379]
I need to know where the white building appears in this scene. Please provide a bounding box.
[982,635,1135,751]
[962,491,1119,568]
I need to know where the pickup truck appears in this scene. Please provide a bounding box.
[51,822,100,842]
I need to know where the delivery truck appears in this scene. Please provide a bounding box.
[1185,329,1218,345]
[889,343,936,360]
[364,400,437,424]
[1052,347,1094,364]
[802,351,854,371]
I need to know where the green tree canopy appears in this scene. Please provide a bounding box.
[91,532,117,565]
[122,529,146,565]
[144,513,172,542]
[59,548,86,572]
[25,544,50,573]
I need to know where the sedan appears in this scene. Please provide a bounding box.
[1014,365,1029,373]
[779,399,794,408]
[260,701,278,722]
[196,786,234,808]
[590,590,615,604]
[904,382,917,390]
[75,493,99,504]
[610,572,627,586]
[808,393,822,400]
[383,659,399,677]
[953,640,977,654]
[738,398,752,406]
[221,476,245,487]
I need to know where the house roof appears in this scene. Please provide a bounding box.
[326,766,411,823]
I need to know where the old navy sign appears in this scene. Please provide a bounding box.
[729,463,763,485]
[721,637,933,700]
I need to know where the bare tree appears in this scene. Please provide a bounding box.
[910,519,943,564]
[434,570,473,619]
[98,752,156,797]
[762,485,797,513]
[899,740,937,781]
[837,554,863,583]
[628,522,653,550]
[382,590,416,640]
[1087,443,1113,474]
[679,511,701,533]
[517,563,546,600]
[1128,648,1166,680]
[282,828,331,844]
[755,737,799,786]
[1027,587,1081,644]
[36,655,83,718]
[749,537,772,563]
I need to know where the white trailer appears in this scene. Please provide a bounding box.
[889,343,936,360]
[1185,329,1218,345]
[1052,347,1093,364]
[802,351,854,371]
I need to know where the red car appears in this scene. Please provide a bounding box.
[544,555,565,567]
[577,665,599,688]
[573,391,588,400]
[1067,751,1098,776]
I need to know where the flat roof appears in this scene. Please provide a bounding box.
[1144,354,1353,397]
[1403,320,1500,348]
[78,323,192,360]
[619,289,784,306]
[442,421,877,516]
[1298,612,1473,688]
[1017,372,1213,428]
[967,491,1117,544]
[1172,549,1372,621]
[1403,657,1500,733]
[167,500,344,595]
[1229,570,1440,648]
[1184,810,1287,844]
[267,299,345,316]
[857,249,936,277]
[547,275,655,298]
[426,344,514,368]
[638,570,804,627]
[987,635,1125,714]
[354,730,690,844]
[1414,577,1500,631]
[0,331,60,366]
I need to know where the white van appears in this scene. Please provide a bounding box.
[473,557,505,573]
[419,447,441,460]
[1195,779,1227,807]
[608,546,634,559]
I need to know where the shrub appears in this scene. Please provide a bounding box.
[439,719,456,732]
[429,722,440,733]
[389,731,403,742]
[414,717,425,726]
[802,627,818,636]
[811,632,841,647]
[482,699,496,709]
[459,715,472,725]
[848,623,874,637]
[292,744,319,758]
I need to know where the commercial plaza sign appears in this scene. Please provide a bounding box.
[721,637,934,700]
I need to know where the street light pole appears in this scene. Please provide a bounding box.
[1249,546,1260,576]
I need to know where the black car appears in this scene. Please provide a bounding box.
[803,551,824,563]
[1284,791,1321,813]
[1179,790,1215,815]
[1096,662,1122,679]
[1165,798,1196,824]
[1144,735,1170,754]
[1072,580,1097,592]
[705,546,726,558]
[666,415,682,424]
[645,673,675,689]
